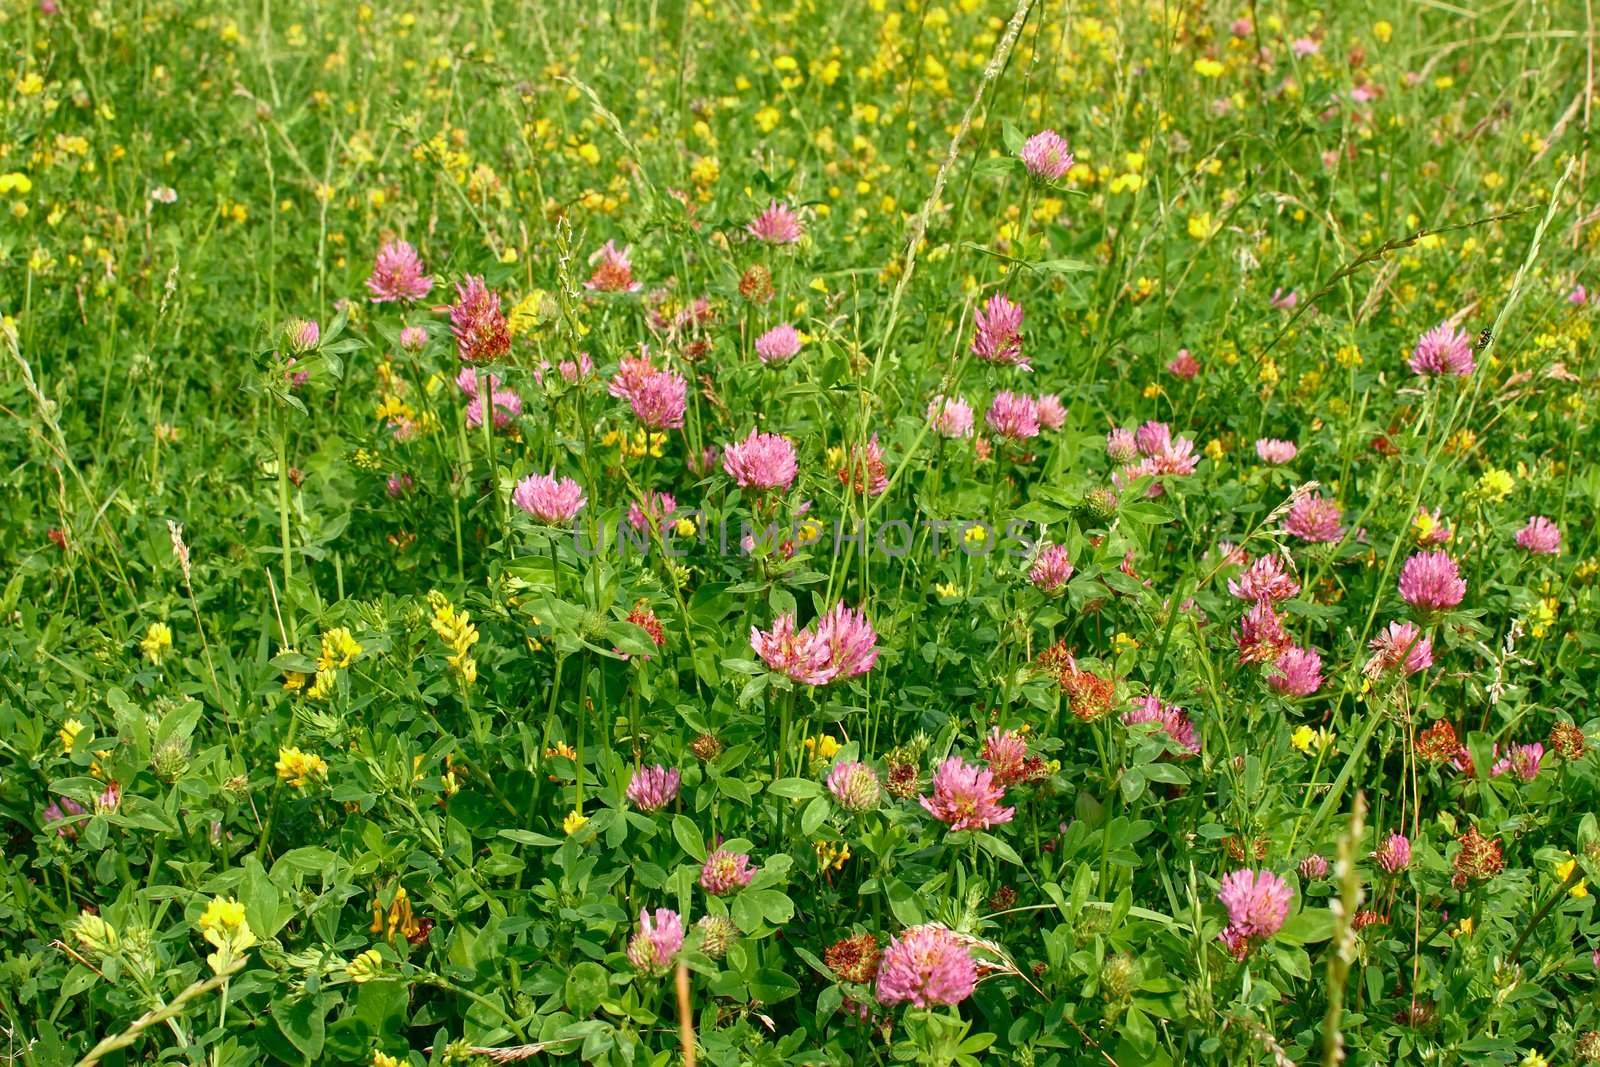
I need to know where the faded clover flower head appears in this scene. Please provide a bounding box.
[586,240,643,292]
[1365,621,1433,678]
[450,275,512,363]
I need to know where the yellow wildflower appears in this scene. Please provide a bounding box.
[1474,468,1514,502]
[140,622,173,665]
[275,746,329,788]
[814,839,850,872]
[563,809,590,836]
[346,949,384,984]
[1555,855,1589,898]
[316,627,364,671]
[59,718,84,752]
[307,668,337,701]
[197,896,247,937]
[804,734,841,764]
[427,591,479,685]
[370,887,422,942]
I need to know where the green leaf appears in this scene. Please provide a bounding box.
[886,879,924,926]
[768,778,823,800]
[499,829,565,847]
[749,968,800,1003]
[672,814,707,862]
[565,962,609,1017]
[975,833,1023,866]
[1277,908,1334,945]
[800,795,831,835]
[1030,257,1097,275]
[1141,762,1190,786]
[274,994,331,1061]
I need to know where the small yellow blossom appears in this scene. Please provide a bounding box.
[804,734,841,764]
[427,591,479,686]
[316,627,364,671]
[1291,726,1337,755]
[1555,855,1589,898]
[1474,468,1515,502]
[1193,58,1225,78]
[307,668,338,701]
[563,809,590,835]
[814,839,850,872]
[59,718,84,752]
[370,886,422,942]
[197,896,247,937]
[1373,20,1393,43]
[0,173,32,196]
[1187,212,1218,240]
[140,622,173,665]
[275,746,329,788]
[346,949,384,984]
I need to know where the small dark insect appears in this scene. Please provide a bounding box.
[1476,328,1493,350]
